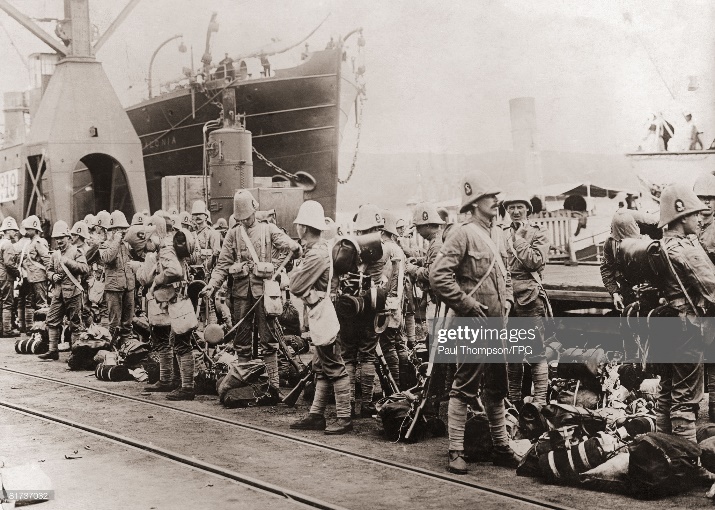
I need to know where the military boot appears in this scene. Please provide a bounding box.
[492,444,520,468]
[38,327,60,361]
[144,381,177,393]
[166,387,195,401]
[37,350,59,361]
[325,418,353,435]
[448,450,467,475]
[290,413,326,431]
[360,402,377,418]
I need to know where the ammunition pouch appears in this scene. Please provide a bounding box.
[253,261,274,279]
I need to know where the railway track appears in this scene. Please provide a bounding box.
[0,399,346,510]
[0,366,576,510]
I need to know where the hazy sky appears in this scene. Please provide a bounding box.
[0,0,712,157]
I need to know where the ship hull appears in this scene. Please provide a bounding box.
[125,48,358,219]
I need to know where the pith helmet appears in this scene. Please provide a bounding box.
[234,190,258,220]
[412,202,445,226]
[0,217,18,232]
[354,203,383,231]
[51,220,71,238]
[693,173,715,197]
[658,183,708,228]
[108,210,130,229]
[84,214,97,227]
[131,212,145,226]
[382,210,400,236]
[179,211,192,226]
[215,217,228,231]
[191,200,209,216]
[294,200,327,230]
[459,170,501,213]
[502,192,533,214]
[21,215,41,231]
[71,221,89,239]
[95,210,111,229]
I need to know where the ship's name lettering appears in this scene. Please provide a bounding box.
[143,135,177,152]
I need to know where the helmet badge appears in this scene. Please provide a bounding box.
[464,183,472,196]
[675,199,685,213]
[422,211,429,221]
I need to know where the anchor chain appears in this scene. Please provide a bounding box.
[252,146,300,180]
[339,94,364,185]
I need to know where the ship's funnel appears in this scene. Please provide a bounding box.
[509,97,543,189]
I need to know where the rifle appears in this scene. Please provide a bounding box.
[269,317,307,377]
[374,343,400,396]
[404,302,445,440]
[282,361,313,407]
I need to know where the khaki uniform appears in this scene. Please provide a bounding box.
[100,237,136,344]
[502,220,550,405]
[17,236,50,331]
[430,219,513,401]
[209,220,298,360]
[655,233,715,440]
[46,244,88,344]
[0,239,17,335]
[430,219,514,455]
[194,225,222,273]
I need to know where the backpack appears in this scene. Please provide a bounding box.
[540,404,607,437]
[216,360,277,408]
[627,432,701,499]
[376,394,417,442]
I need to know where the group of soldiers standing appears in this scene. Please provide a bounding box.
[7,168,715,476]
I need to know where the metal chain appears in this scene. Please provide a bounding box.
[339,95,364,185]
[252,146,299,180]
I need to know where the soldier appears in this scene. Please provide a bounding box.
[141,214,197,400]
[694,172,715,263]
[501,192,550,407]
[39,221,89,360]
[338,204,388,416]
[17,215,50,335]
[600,210,657,311]
[70,221,89,252]
[200,190,301,391]
[99,211,136,347]
[406,202,445,317]
[0,217,20,337]
[289,201,353,434]
[131,212,147,229]
[71,221,93,328]
[192,200,221,274]
[379,210,408,387]
[215,218,229,242]
[694,173,715,422]
[406,202,447,408]
[653,184,715,442]
[94,210,111,243]
[84,214,97,235]
[430,170,518,474]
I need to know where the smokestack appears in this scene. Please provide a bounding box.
[509,97,543,189]
[3,91,28,148]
